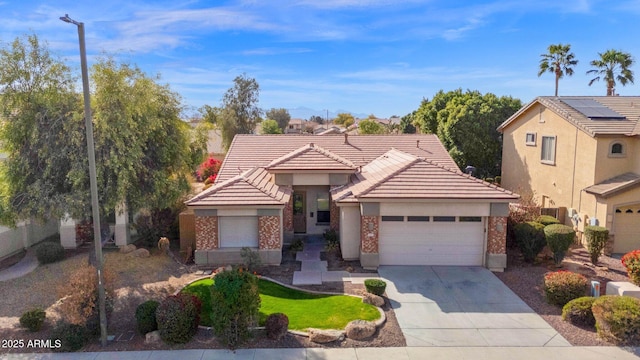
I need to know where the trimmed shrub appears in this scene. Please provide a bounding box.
[592,295,640,345]
[364,279,387,296]
[210,269,261,349]
[562,296,596,327]
[240,247,262,272]
[543,270,588,306]
[324,229,339,251]
[544,224,576,265]
[156,293,202,344]
[265,313,289,340]
[514,221,546,262]
[622,250,640,286]
[584,226,609,265]
[536,215,560,226]
[50,321,90,352]
[19,308,46,332]
[135,300,160,335]
[35,242,65,264]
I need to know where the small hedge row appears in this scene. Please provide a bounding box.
[592,295,640,345]
[543,271,588,306]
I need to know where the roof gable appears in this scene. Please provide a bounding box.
[186,167,291,207]
[332,149,518,202]
[266,143,356,172]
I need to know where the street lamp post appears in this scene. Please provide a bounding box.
[59,14,108,347]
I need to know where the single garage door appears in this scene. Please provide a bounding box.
[219,216,258,248]
[614,206,640,253]
[379,216,484,266]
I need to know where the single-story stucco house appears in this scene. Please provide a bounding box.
[185,134,518,271]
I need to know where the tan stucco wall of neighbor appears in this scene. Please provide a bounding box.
[501,104,597,215]
[258,215,281,250]
[360,216,379,253]
[487,216,507,254]
[594,136,637,184]
[195,215,218,250]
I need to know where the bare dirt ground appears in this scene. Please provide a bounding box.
[495,244,630,346]
[0,244,404,353]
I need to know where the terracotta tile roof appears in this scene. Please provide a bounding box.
[266,143,356,172]
[186,167,291,207]
[332,149,518,202]
[498,96,640,136]
[584,172,640,198]
[218,134,458,181]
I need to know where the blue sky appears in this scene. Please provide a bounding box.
[1,0,639,118]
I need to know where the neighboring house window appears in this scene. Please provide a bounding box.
[288,125,294,129]
[381,216,404,221]
[541,136,556,165]
[609,142,625,157]
[525,132,536,146]
[316,192,330,223]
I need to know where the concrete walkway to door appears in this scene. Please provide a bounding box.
[378,266,570,347]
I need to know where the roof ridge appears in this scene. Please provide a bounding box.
[267,142,356,169]
[356,152,420,197]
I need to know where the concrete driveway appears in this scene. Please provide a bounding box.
[378,266,571,347]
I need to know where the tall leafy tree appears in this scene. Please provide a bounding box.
[87,58,192,215]
[260,119,283,134]
[399,112,416,134]
[0,34,82,225]
[333,113,355,127]
[587,49,635,96]
[199,104,222,125]
[413,89,521,178]
[265,108,290,131]
[358,119,385,134]
[219,74,262,149]
[538,43,578,97]
[309,115,324,124]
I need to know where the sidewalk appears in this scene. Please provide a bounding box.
[2,346,639,360]
[0,249,38,282]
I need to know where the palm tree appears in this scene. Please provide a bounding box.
[587,49,635,96]
[538,43,578,97]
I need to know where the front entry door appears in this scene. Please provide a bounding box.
[293,191,306,233]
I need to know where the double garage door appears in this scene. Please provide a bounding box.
[379,216,485,266]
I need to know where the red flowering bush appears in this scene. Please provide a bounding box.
[622,250,640,286]
[204,174,217,185]
[543,270,588,306]
[197,156,221,182]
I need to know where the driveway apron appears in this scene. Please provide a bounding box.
[378,266,571,347]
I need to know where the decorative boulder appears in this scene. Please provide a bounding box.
[130,248,150,258]
[363,293,385,307]
[145,330,161,345]
[345,320,376,340]
[120,244,137,254]
[308,328,345,343]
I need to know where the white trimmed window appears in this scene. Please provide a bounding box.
[541,136,556,165]
[525,132,536,146]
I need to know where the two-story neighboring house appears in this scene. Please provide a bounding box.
[498,96,640,254]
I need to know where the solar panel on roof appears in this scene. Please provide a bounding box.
[561,99,626,119]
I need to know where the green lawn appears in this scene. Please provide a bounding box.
[180,278,381,330]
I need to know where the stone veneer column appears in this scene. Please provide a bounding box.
[486,216,507,271]
[283,189,294,233]
[195,215,218,250]
[329,199,340,232]
[360,216,379,253]
[258,216,281,249]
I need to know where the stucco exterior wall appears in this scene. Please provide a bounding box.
[594,136,636,184]
[380,202,490,216]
